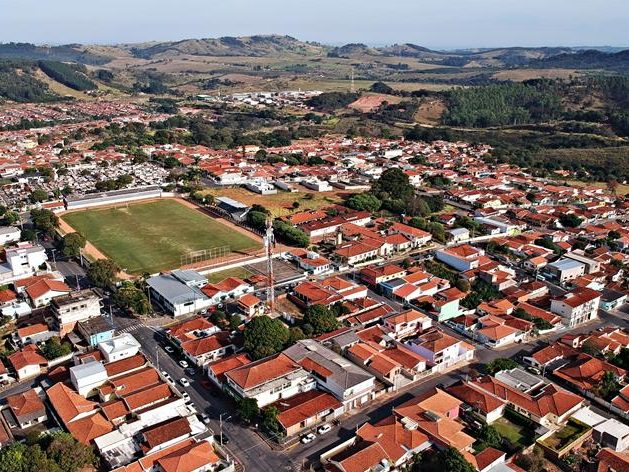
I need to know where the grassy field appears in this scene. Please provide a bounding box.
[203,187,352,217]
[205,267,254,283]
[63,200,260,274]
[493,416,535,447]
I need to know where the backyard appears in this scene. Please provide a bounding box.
[493,413,537,448]
[62,199,260,274]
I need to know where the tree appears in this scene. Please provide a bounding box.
[209,309,227,325]
[486,358,519,375]
[288,327,306,345]
[114,283,152,315]
[303,305,339,336]
[406,196,432,217]
[476,424,503,451]
[261,406,283,436]
[30,208,59,234]
[0,442,27,472]
[414,447,476,472]
[345,193,381,212]
[243,316,290,360]
[292,201,300,209]
[514,446,546,472]
[4,210,19,225]
[30,189,49,203]
[61,232,86,257]
[598,371,621,400]
[372,168,414,201]
[228,314,242,331]
[455,279,471,292]
[87,259,119,288]
[238,398,259,424]
[41,337,72,360]
[559,213,583,228]
[273,220,309,247]
[45,432,96,472]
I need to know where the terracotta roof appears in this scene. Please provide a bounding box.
[156,440,220,472]
[66,412,113,444]
[7,348,46,371]
[46,382,97,425]
[101,399,130,422]
[123,383,172,411]
[17,322,49,338]
[109,367,161,397]
[207,353,251,384]
[167,317,214,342]
[335,441,390,472]
[0,289,17,303]
[226,353,302,390]
[238,293,261,308]
[25,278,71,301]
[446,381,506,415]
[142,417,191,450]
[272,390,341,429]
[357,415,429,463]
[181,331,232,357]
[597,448,629,472]
[6,388,45,419]
[104,353,147,378]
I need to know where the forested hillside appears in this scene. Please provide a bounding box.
[38,60,97,91]
[0,60,60,102]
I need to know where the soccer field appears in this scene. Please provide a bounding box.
[62,199,260,274]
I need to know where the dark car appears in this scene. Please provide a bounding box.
[214,434,229,445]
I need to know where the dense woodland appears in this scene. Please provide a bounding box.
[0,60,60,102]
[38,60,97,91]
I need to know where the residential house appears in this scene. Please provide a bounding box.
[98,333,141,363]
[7,346,47,380]
[224,353,315,408]
[5,388,47,429]
[446,380,507,424]
[436,245,485,272]
[77,316,115,347]
[593,419,629,452]
[550,286,601,328]
[181,331,235,368]
[283,339,376,412]
[405,328,474,373]
[26,277,71,308]
[206,353,251,388]
[383,309,432,340]
[51,288,102,336]
[269,390,342,437]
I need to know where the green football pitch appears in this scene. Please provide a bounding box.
[62,199,260,274]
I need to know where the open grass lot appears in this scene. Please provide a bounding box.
[203,187,354,217]
[63,199,260,274]
[540,420,590,451]
[493,416,536,448]
[205,267,254,283]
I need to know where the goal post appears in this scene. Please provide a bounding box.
[180,245,231,267]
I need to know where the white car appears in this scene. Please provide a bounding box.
[164,346,174,353]
[200,413,211,424]
[180,378,190,387]
[161,371,173,383]
[300,433,316,444]
[182,392,190,402]
[179,360,189,368]
[317,424,332,435]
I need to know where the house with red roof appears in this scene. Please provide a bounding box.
[5,387,47,429]
[268,389,342,437]
[7,345,47,380]
[550,286,601,328]
[25,277,71,308]
[181,331,235,368]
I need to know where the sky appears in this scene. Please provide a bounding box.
[1,0,628,49]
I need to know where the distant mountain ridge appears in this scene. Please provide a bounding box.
[0,35,627,71]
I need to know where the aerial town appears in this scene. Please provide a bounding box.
[0,3,628,472]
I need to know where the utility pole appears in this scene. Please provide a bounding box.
[264,218,275,314]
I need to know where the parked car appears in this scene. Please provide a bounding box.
[214,434,230,445]
[301,433,316,444]
[317,424,332,435]
[182,392,190,402]
[180,378,190,387]
[179,360,189,368]
[185,367,197,376]
[527,366,542,375]
[200,413,211,424]
[164,346,174,354]
[161,371,173,383]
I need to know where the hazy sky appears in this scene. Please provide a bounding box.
[1,0,628,49]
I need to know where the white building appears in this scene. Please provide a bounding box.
[70,361,108,396]
[593,418,629,452]
[51,289,102,336]
[0,227,21,246]
[5,243,48,277]
[98,333,141,362]
[550,287,601,328]
[435,245,484,272]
